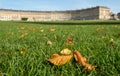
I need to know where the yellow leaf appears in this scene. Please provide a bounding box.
[50,28,55,32]
[47,40,52,45]
[109,38,114,46]
[47,49,72,66]
[39,29,44,32]
[60,48,72,55]
[47,54,72,66]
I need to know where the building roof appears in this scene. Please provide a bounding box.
[0,6,110,13]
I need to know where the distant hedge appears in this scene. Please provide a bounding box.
[21,18,28,21]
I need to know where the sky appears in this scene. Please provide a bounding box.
[0,0,120,13]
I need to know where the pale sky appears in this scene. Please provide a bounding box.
[0,0,120,13]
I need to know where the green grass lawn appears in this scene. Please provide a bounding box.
[0,21,120,76]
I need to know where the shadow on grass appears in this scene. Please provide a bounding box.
[18,20,120,25]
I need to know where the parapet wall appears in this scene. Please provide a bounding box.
[0,6,111,21]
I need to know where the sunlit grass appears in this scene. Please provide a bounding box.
[0,21,120,76]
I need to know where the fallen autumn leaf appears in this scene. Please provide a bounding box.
[47,48,72,66]
[74,50,97,71]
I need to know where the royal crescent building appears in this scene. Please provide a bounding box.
[0,6,118,21]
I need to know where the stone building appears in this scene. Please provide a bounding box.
[110,13,119,20]
[117,13,120,19]
[0,6,112,21]
[71,6,110,20]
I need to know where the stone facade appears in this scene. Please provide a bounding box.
[110,14,119,20]
[117,13,120,19]
[0,6,112,21]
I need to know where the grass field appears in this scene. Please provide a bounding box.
[0,21,120,76]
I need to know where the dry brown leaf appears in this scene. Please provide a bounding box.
[96,27,104,31]
[53,34,57,39]
[118,32,120,37]
[47,54,72,66]
[20,47,27,55]
[64,41,74,45]
[29,27,35,31]
[0,72,3,76]
[47,49,72,66]
[50,28,55,32]
[20,33,28,38]
[47,40,52,45]
[42,34,47,37]
[109,38,114,46]
[19,26,25,29]
[39,29,44,32]
[101,36,106,39]
[64,38,74,45]
[74,50,96,71]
